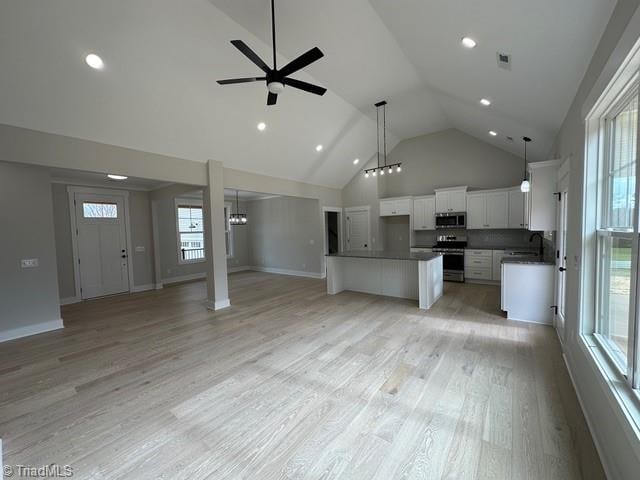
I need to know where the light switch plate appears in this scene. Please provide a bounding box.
[135,246,145,253]
[21,258,39,268]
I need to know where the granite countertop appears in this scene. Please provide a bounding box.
[327,250,442,261]
[501,256,555,265]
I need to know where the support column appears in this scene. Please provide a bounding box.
[203,159,230,310]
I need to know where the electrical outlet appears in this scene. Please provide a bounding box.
[21,258,39,268]
[309,239,315,245]
[135,246,145,253]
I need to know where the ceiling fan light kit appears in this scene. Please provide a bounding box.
[364,100,402,178]
[217,0,327,106]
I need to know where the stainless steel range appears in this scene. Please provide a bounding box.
[432,235,467,282]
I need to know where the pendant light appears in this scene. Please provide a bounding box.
[364,100,401,177]
[229,190,247,225]
[520,136,532,193]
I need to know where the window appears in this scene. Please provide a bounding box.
[224,201,233,257]
[83,201,117,218]
[176,199,205,263]
[587,54,640,391]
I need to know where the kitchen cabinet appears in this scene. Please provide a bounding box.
[508,188,525,228]
[525,160,561,231]
[501,263,555,324]
[466,190,508,229]
[412,196,436,230]
[435,187,467,213]
[492,250,506,281]
[464,249,492,281]
[380,198,412,217]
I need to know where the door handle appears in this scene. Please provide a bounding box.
[558,267,566,272]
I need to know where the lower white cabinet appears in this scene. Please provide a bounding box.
[501,263,555,324]
[464,250,492,281]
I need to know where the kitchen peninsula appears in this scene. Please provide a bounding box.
[326,251,443,310]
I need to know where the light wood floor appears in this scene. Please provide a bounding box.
[0,272,604,479]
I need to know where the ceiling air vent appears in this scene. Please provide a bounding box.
[497,52,512,70]
[506,136,514,143]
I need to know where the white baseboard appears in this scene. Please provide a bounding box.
[162,272,207,285]
[562,353,615,480]
[228,265,251,273]
[131,284,156,293]
[0,319,64,343]
[249,266,323,279]
[155,283,163,290]
[60,296,80,305]
[206,299,231,310]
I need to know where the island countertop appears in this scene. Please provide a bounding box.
[326,250,442,261]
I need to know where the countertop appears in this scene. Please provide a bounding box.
[411,245,539,252]
[327,250,442,261]
[501,256,555,265]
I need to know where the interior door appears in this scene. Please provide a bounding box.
[555,176,569,341]
[75,192,130,299]
[346,209,370,250]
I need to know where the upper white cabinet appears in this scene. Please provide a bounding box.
[466,190,508,229]
[380,197,412,217]
[413,196,436,230]
[435,186,467,213]
[508,188,525,229]
[526,160,561,231]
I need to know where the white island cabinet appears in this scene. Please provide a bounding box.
[501,260,555,324]
[326,251,443,310]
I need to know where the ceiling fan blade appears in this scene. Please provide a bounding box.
[230,40,271,73]
[217,77,265,85]
[278,47,324,77]
[283,77,327,96]
[267,92,278,105]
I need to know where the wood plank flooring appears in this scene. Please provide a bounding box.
[0,272,604,479]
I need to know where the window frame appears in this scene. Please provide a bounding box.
[175,197,205,265]
[224,201,234,258]
[585,51,640,395]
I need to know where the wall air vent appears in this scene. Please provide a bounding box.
[497,52,512,70]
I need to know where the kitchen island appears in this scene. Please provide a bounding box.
[326,251,443,310]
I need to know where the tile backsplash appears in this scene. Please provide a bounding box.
[412,229,545,250]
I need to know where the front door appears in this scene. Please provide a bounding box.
[555,173,569,341]
[74,192,130,299]
[346,209,370,250]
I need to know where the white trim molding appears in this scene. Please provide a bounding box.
[249,266,323,279]
[207,299,231,311]
[131,284,156,293]
[0,319,64,343]
[228,265,251,273]
[162,272,207,285]
[60,296,80,306]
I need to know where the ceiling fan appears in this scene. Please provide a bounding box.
[217,0,327,105]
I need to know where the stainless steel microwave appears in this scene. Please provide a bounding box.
[435,212,466,229]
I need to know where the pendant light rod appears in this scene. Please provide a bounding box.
[271,0,277,70]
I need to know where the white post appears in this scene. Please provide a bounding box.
[203,160,230,310]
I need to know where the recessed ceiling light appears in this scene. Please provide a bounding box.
[85,53,104,70]
[315,144,323,152]
[489,130,497,136]
[107,174,128,181]
[480,98,491,106]
[461,37,477,49]
[353,158,359,165]
[257,122,266,131]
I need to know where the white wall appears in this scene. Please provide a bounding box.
[246,196,323,275]
[0,162,61,340]
[550,1,640,478]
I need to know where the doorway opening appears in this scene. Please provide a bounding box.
[326,211,339,254]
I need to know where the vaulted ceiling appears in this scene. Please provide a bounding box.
[0,0,616,189]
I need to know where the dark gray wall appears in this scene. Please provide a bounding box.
[0,162,60,333]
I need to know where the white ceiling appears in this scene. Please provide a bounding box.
[0,0,616,189]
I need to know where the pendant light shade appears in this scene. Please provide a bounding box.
[520,136,532,193]
[230,190,248,225]
[364,100,401,177]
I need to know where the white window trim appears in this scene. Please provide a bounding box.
[175,197,205,265]
[225,201,234,258]
[582,36,640,432]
